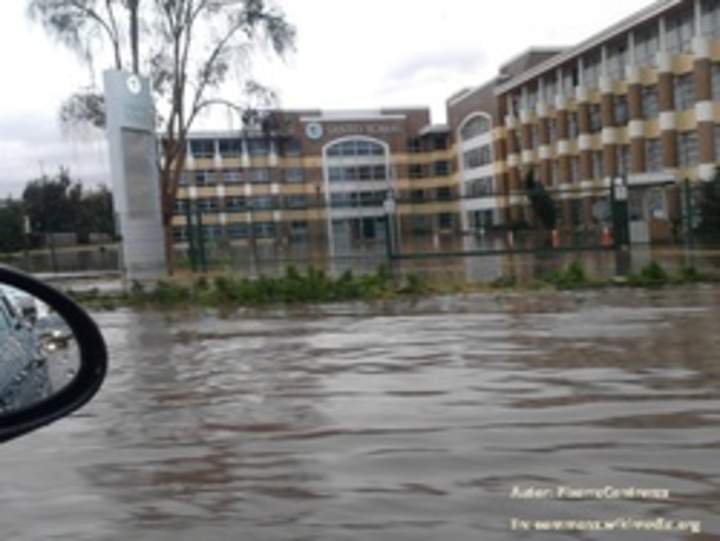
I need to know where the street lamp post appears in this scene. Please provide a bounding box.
[383,193,397,260]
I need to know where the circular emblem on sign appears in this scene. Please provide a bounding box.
[305,122,323,140]
[126,75,142,95]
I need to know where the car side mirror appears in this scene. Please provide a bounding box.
[0,266,107,443]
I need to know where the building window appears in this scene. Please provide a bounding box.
[570,156,580,182]
[195,170,216,186]
[201,225,224,240]
[250,196,274,210]
[583,52,601,89]
[562,67,577,96]
[616,145,630,176]
[646,188,667,219]
[712,64,720,100]
[551,160,559,186]
[412,215,433,234]
[248,168,270,183]
[545,77,557,102]
[714,125,720,161]
[253,222,276,238]
[589,104,602,134]
[614,95,628,127]
[225,196,246,212]
[280,138,301,157]
[645,139,662,172]
[642,86,659,119]
[218,139,242,158]
[666,9,695,54]
[179,173,189,186]
[433,161,450,176]
[462,145,492,169]
[460,115,491,140]
[438,213,453,229]
[223,169,242,183]
[531,125,539,149]
[570,200,582,226]
[430,135,448,151]
[466,176,494,197]
[289,221,308,239]
[190,139,215,159]
[702,0,720,39]
[548,119,557,144]
[592,151,604,179]
[329,165,386,182]
[634,26,659,67]
[197,198,221,212]
[607,42,627,80]
[285,195,307,209]
[678,132,699,168]
[408,164,424,179]
[674,74,695,111]
[227,223,249,238]
[284,167,304,183]
[436,187,452,201]
[407,137,422,153]
[247,139,269,157]
[326,139,384,157]
[173,199,188,215]
[568,112,579,138]
[172,227,188,242]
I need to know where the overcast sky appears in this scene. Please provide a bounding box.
[0,0,652,197]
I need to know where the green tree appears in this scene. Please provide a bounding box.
[524,170,557,230]
[695,167,720,239]
[0,199,25,253]
[28,0,296,273]
[21,167,115,245]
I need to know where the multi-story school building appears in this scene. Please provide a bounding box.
[173,0,720,248]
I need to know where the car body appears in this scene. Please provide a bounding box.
[0,289,52,412]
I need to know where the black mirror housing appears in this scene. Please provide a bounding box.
[0,266,108,443]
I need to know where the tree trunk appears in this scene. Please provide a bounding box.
[163,218,175,276]
[129,1,140,74]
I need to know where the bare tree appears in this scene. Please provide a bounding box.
[27,0,295,273]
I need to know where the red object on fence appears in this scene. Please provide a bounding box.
[551,229,560,248]
[601,226,613,247]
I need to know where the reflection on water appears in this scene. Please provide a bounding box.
[2,287,720,540]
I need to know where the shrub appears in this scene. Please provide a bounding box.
[548,261,588,289]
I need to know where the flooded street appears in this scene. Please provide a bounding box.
[2,286,720,540]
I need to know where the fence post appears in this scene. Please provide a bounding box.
[611,177,631,276]
[682,177,695,267]
[184,202,197,272]
[196,208,207,273]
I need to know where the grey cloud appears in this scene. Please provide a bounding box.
[382,50,487,92]
[0,111,109,197]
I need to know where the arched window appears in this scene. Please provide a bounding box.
[326,139,384,157]
[459,115,490,141]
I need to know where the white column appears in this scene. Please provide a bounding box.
[694,0,703,36]
[577,56,584,91]
[241,138,250,167]
[268,140,278,167]
[659,16,667,51]
[186,140,195,167]
[213,139,222,167]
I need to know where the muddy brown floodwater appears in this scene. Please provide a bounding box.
[2,286,720,541]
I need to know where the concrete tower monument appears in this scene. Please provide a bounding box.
[103,69,166,280]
